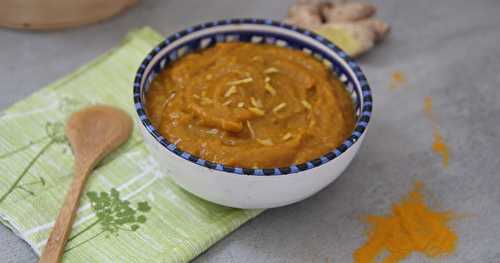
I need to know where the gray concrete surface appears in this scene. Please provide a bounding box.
[1,0,500,262]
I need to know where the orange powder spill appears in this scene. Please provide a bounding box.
[389,70,407,90]
[423,96,451,167]
[433,130,450,168]
[424,96,433,120]
[353,182,458,263]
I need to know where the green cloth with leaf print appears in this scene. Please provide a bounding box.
[0,27,262,262]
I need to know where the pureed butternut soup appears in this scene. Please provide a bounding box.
[146,42,356,168]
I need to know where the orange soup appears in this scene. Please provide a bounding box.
[146,42,356,168]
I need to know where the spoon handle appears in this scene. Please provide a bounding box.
[39,163,90,263]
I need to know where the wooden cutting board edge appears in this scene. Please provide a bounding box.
[0,0,138,30]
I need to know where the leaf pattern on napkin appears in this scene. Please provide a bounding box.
[0,122,68,204]
[65,188,151,253]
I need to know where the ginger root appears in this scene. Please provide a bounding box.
[320,2,376,23]
[285,2,322,27]
[313,19,389,57]
[285,0,390,57]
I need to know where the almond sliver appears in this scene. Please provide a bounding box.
[273,102,287,113]
[282,132,293,141]
[249,107,265,116]
[227,77,253,86]
[302,100,312,110]
[224,86,237,98]
[264,82,277,96]
[264,67,279,74]
[256,138,274,146]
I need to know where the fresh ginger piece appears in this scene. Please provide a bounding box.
[313,22,376,57]
[286,2,322,27]
[320,2,377,23]
[296,0,322,5]
[313,19,390,57]
[285,0,391,57]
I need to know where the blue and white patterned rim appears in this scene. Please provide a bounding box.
[133,18,373,176]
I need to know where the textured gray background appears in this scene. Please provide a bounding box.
[1,0,500,262]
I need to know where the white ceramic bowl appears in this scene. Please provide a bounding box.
[133,19,373,209]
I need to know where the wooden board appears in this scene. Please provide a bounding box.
[0,0,138,30]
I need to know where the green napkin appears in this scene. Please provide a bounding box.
[0,27,262,262]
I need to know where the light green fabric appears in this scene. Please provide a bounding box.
[0,27,262,262]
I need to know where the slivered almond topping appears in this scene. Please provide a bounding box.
[206,74,213,80]
[237,102,245,108]
[224,85,237,98]
[206,128,218,135]
[250,97,258,107]
[264,67,279,74]
[250,97,263,108]
[227,77,253,86]
[249,107,265,116]
[201,97,213,105]
[301,100,312,110]
[192,94,200,99]
[282,132,293,141]
[264,76,271,83]
[246,121,255,139]
[162,93,176,109]
[222,100,232,106]
[173,138,182,145]
[273,102,287,113]
[264,82,277,96]
[256,138,274,146]
[309,119,316,128]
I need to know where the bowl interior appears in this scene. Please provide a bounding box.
[133,18,372,176]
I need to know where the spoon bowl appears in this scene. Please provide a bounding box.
[65,105,133,169]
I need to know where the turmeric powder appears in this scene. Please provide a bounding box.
[354,182,458,263]
[432,129,450,168]
[389,70,407,90]
[423,96,433,120]
[423,96,451,167]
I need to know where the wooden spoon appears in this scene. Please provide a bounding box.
[39,105,133,263]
